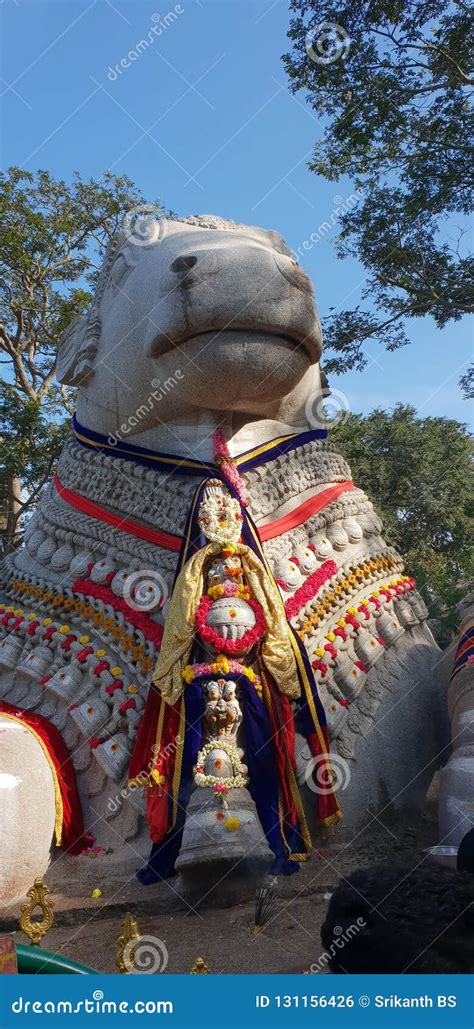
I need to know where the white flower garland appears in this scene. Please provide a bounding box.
[194,738,249,789]
[197,482,243,546]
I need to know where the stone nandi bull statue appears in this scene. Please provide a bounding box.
[0,214,447,901]
[438,598,474,849]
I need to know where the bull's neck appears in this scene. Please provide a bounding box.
[7,430,351,590]
[74,362,325,460]
[74,410,314,462]
[54,429,350,537]
[147,418,321,460]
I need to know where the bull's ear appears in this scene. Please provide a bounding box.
[56,314,98,387]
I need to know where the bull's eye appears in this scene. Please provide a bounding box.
[171,255,198,273]
[109,254,132,292]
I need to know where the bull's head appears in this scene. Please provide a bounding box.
[57,214,324,451]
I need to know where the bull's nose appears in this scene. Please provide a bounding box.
[171,255,198,272]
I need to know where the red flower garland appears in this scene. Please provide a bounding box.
[105,681,123,696]
[72,577,163,647]
[119,699,136,714]
[76,646,94,663]
[213,429,248,507]
[60,634,77,651]
[284,560,338,621]
[195,593,265,654]
[312,659,328,676]
[93,660,110,676]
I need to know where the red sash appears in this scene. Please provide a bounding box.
[0,701,93,855]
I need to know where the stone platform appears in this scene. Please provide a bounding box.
[0,806,439,974]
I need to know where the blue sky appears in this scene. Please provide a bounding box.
[1,0,471,423]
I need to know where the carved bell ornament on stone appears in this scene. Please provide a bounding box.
[17,645,53,680]
[376,609,405,646]
[309,535,333,560]
[47,664,84,701]
[333,653,366,700]
[318,683,348,736]
[353,628,385,669]
[69,551,94,577]
[50,543,76,572]
[409,591,429,621]
[393,597,418,628]
[0,636,23,670]
[174,782,272,892]
[93,733,131,782]
[69,698,110,736]
[326,522,349,551]
[90,559,117,584]
[204,746,234,779]
[35,538,56,565]
[194,735,248,789]
[342,517,364,544]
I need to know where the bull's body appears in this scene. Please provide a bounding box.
[0,215,447,896]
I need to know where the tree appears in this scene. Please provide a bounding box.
[284,1,473,393]
[0,168,157,549]
[329,404,473,641]
[0,384,69,553]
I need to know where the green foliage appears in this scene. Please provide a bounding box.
[0,383,67,481]
[0,168,159,547]
[0,384,70,551]
[0,167,150,403]
[330,404,473,640]
[284,1,473,392]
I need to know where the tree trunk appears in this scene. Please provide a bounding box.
[1,476,22,554]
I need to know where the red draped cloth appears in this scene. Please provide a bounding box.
[0,700,93,855]
[128,686,183,843]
